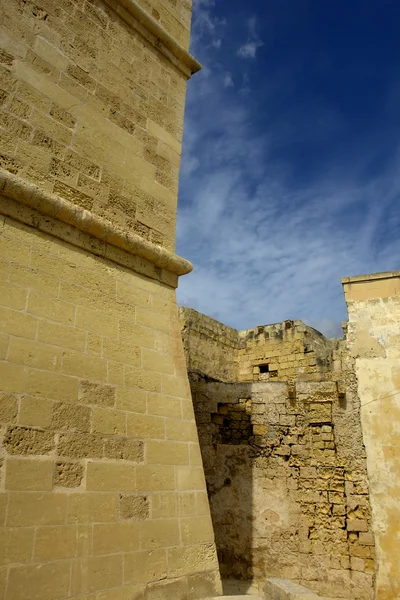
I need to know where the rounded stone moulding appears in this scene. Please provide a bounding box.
[105,0,202,77]
[0,169,193,279]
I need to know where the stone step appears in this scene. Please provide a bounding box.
[222,579,262,596]
[264,578,347,600]
[217,577,347,599]
[220,596,263,600]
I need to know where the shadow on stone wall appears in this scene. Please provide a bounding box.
[189,374,255,585]
[188,372,376,600]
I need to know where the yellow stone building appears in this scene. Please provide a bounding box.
[343,271,400,600]
[0,1,399,599]
[179,271,400,600]
[0,0,221,598]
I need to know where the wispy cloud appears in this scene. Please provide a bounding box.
[191,0,226,50]
[237,40,264,59]
[237,15,264,59]
[223,73,234,88]
[178,2,400,338]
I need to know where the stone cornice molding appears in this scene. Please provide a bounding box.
[0,169,193,281]
[342,271,400,284]
[105,0,201,78]
[342,270,400,302]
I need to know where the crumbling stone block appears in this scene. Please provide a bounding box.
[119,494,149,520]
[308,403,332,424]
[104,438,144,462]
[3,426,54,455]
[54,461,84,488]
[79,380,116,407]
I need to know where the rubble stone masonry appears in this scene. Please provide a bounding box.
[0,1,221,599]
[180,307,376,599]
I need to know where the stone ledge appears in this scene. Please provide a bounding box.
[106,0,202,77]
[0,169,193,286]
[264,578,346,600]
[220,596,263,599]
[342,270,400,302]
[342,270,400,284]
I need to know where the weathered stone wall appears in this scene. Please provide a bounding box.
[343,271,400,600]
[0,0,195,251]
[0,218,220,600]
[0,1,221,599]
[238,320,337,383]
[134,0,193,48]
[179,308,343,385]
[181,309,376,599]
[179,307,239,382]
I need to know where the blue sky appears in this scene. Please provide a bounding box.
[176,0,400,337]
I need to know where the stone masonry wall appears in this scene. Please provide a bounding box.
[179,307,342,385]
[179,308,239,382]
[343,272,400,600]
[0,216,220,600]
[0,0,191,251]
[238,320,337,383]
[134,0,193,48]
[181,308,376,600]
[0,1,221,599]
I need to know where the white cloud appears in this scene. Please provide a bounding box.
[237,13,264,59]
[247,16,258,37]
[190,0,226,49]
[179,2,400,339]
[237,40,264,59]
[223,73,234,88]
[178,149,400,336]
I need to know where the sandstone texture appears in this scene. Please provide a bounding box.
[343,271,400,600]
[180,307,376,600]
[0,1,221,599]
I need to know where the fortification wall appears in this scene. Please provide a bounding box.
[343,271,400,600]
[181,309,375,600]
[0,0,198,252]
[0,1,221,599]
[179,307,239,382]
[134,0,193,48]
[238,320,339,383]
[179,308,344,385]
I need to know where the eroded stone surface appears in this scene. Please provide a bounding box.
[344,272,400,600]
[0,1,222,599]
[181,308,375,600]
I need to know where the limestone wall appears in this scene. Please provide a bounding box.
[190,376,375,599]
[179,307,239,382]
[0,0,199,252]
[238,321,338,383]
[134,0,193,48]
[179,308,343,385]
[181,309,376,599]
[0,1,221,599]
[343,271,400,600]
[0,218,220,600]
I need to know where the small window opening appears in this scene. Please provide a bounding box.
[259,364,269,374]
